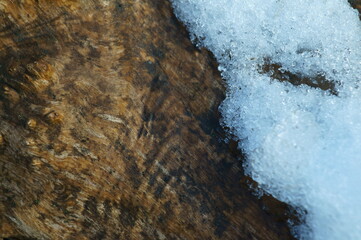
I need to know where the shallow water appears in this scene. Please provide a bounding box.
[171,0,361,239]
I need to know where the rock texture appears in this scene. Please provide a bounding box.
[0,1,296,239]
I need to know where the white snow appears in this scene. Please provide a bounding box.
[171,0,361,239]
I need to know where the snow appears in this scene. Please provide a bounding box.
[171,0,361,239]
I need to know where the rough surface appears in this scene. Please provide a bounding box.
[0,1,294,239]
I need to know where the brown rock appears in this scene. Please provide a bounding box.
[349,0,361,14]
[0,1,294,239]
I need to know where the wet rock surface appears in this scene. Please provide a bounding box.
[0,1,296,239]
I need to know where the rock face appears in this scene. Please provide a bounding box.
[0,1,294,239]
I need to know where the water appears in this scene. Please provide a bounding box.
[170,0,361,239]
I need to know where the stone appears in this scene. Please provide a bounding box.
[0,1,295,239]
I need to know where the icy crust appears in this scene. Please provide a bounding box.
[171,0,361,239]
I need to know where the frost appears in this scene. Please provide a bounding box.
[171,0,361,239]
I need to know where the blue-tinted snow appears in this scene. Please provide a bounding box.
[171,0,361,239]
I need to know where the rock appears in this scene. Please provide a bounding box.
[349,0,361,14]
[0,1,294,239]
